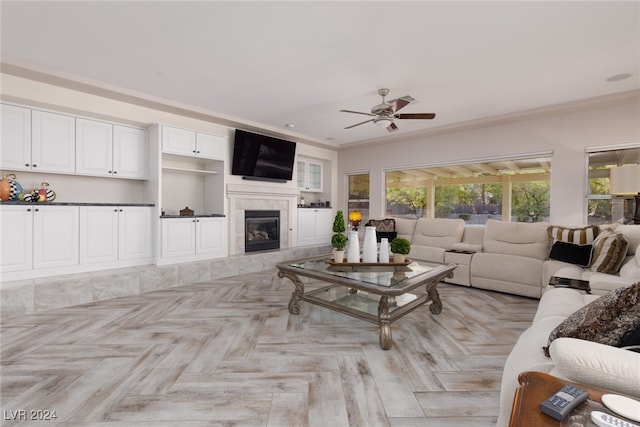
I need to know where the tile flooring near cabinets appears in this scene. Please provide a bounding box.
[0,270,538,426]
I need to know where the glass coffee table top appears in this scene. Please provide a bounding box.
[288,257,442,288]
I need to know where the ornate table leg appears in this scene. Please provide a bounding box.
[378,295,392,350]
[427,284,442,314]
[277,270,305,314]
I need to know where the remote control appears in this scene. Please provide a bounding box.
[539,384,589,420]
[591,410,640,427]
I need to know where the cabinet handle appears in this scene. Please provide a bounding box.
[119,209,123,212]
[113,171,117,175]
[108,170,112,174]
[114,209,118,212]
[32,164,37,168]
[27,208,31,212]
[25,163,30,167]
[34,208,39,212]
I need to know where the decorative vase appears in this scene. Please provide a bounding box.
[379,238,390,263]
[333,250,345,263]
[362,226,377,263]
[347,230,360,263]
[393,253,406,263]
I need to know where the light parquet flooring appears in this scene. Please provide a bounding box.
[1,269,538,426]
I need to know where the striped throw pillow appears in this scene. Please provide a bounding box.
[590,231,629,274]
[548,225,599,245]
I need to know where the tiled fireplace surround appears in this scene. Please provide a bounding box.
[0,184,330,317]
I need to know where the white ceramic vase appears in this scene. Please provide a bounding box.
[362,226,377,263]
[347,230,360,263]
[379,238,390,263]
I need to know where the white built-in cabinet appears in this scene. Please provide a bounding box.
[161,217,226,259]
[161,126,226,160]
[76,118,148,179]
[0,106,75,173]
[0,205,79,272]
[297,158,323,192]
[79,206,153,264]
[297,208,332,246]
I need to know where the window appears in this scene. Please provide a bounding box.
[385,154,551,224]
[586,146,640,224]
[347,173,369,226]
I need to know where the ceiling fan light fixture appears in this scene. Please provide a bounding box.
[374,117,393,128]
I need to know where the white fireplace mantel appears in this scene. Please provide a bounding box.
[227,183,300,254]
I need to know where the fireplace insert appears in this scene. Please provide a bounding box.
[245,210,280,252]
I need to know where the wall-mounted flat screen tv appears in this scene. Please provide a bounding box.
[231,129,297,182]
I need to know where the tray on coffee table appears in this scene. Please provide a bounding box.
[325,258,413,267]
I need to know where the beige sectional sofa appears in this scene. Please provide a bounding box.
[385,217,640,426]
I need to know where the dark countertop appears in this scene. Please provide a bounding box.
[160,214,225,218]
[0,201,155,207]
[298,205,332,209]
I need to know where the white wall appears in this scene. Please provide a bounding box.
[337,93,640,225]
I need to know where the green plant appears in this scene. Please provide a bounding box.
[332,210,346,233]
[390,237,411,255]
[331,233,347,250]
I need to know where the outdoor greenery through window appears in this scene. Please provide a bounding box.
[385,155,551,224]
[347,173,370,226]
[587,146,640,225]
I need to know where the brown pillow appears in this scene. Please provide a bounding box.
[590,231,629,274]
[543,283,640,357]
[548,225,599,245]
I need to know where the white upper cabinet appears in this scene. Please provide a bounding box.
[31,110,76,173]
[76,119,147,179]
[0,104,31,170]
[161,125,226,160]
[297,158,323,192]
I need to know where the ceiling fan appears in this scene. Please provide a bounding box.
[340,88,436,131]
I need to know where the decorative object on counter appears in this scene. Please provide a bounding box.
[362,225,377,263]
[0,173,23,201]
[299,196,305,207]
[349,209,362,231]
[379,237,390,263]
[18,182,56,202]
[180,206,194,216]
[331,210,347,263]
[390,237,411,263]
[347,230,360,263]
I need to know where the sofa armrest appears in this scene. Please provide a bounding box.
[549,337,640,398]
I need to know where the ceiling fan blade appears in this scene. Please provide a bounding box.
[344,118,375,129]
[395,113,436,120]
[339,109,376,117]
[389,95,415,112]
[387,122,398,132]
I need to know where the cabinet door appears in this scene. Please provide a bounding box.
[161,218,196,257]
[33,206,79,269]
[0,206,33,272]
[161,126,196,156]
[297,160,307,189]
[297,209,317,245]
[0,104,31,171]
[76,118,113,177]
[314,209,333,243]
[196,132,227,160]
[31,110,76,173]
[119,207,153,260]
[195,217,225,256]
[307,160,323,192]
[79,206,118,264]
[113,126,148,179]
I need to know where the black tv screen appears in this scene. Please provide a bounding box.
[232,130,297,181]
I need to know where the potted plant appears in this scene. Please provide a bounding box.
[331,210,347,262]
[390,237,411,263]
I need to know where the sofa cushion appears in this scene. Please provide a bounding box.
[548,224,599,245]
[590,231,629,274]
[548,241,593,267]
[482,220,550,260]
[394,218,417,241]
[549,338,640,398]
[615,224,640,255]
[543,283,640,356]
[411,218,464,250]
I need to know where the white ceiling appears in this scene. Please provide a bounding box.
[1,1,639,148]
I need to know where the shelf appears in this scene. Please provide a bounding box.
[162,166,219,175]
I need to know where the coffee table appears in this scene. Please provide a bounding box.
[276,256,456,349]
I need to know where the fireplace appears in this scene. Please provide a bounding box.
[245,210,280,252]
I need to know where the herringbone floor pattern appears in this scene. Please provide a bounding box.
[1,269,538,426]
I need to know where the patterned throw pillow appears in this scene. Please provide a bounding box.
[543,283,640,357]
[590,231,629,274]
[548,225,599,245]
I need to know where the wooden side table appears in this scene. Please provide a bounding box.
[509,371,614,426]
